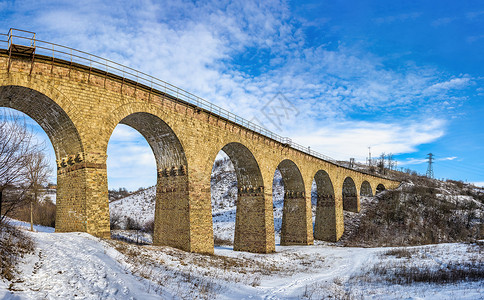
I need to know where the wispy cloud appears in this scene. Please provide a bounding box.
[0,0,477,188]
[289,119,445,162]
[107,124,156,190]
[373,12,422,24]
[398,156,457,166]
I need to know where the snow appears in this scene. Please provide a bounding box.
[109,187,156,228]
[2,160,483,299]
[1,215,483,299]
[1,223,160,300]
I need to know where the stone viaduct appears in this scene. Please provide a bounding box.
[0,31,399,254]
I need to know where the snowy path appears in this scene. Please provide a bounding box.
[3,231,160,300]
[256,246,378,299]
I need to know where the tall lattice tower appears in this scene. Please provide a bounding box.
[426,153,434,178]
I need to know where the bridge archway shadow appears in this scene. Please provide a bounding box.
[342,177,359,213]
[107,112,189,250]
[214,142,270,253]
[0,86,87,233]
[275,159,311,245]
[360,181,373,197]
[376,183,386,193]
[313,170,338,241]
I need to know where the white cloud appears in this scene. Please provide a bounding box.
[107,125,156,190]
[439,156,457,161]
[1,0,474,188]
[288,118,445,162]
[424,77,471,94]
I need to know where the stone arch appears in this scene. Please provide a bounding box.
[0,85,89,234]
[342,177,359,213]
[218,142,270,252]
[360,181,373,197]
[376,183,386,193]
[0,85,83,159]
[106,111,190,251]
[115,112,187,170]
[103,102,185,154]
[313,170,338,241]
[276,159,310,245]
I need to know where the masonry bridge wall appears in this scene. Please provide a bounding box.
[0,54,400,254]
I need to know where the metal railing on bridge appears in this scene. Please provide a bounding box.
[0,29,342,166]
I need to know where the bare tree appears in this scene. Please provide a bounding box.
[0,109,44,224]
[387,153,394,170]
[378,153,386,174]
[23,152,51,231]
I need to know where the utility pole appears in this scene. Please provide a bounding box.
[426,153,434,178]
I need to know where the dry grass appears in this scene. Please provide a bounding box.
[0,222,34,281]
[340,184,481,247]
[369,260,484,285]
[353,244,484,286]
[10,199,56,228]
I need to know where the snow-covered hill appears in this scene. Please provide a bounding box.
[109,187,156,228]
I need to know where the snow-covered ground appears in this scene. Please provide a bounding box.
[1,220,482,299]
[3,159,482,299]
[0,220,160,300]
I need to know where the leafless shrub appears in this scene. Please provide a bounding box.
[370,261,484,284]
[0,223,35,281]
[0,109,49,224]
[110,212,122,230]
[382,247,415,259]
[142,219,154,234]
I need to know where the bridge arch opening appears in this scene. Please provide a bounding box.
[342,177,359,213]
[313,170,337,241]
[360,181,373,197]
[273,159,309,245]
[107,112,188,248]
[0,107,57,226]
[0,85,86,233]
[376,183,386,193]
[210,142,268,253]
[210,150,237,247]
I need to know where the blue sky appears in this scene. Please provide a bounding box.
[0,0,483,189]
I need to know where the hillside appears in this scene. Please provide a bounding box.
[339,178,484,247]
[110,158,484,247]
